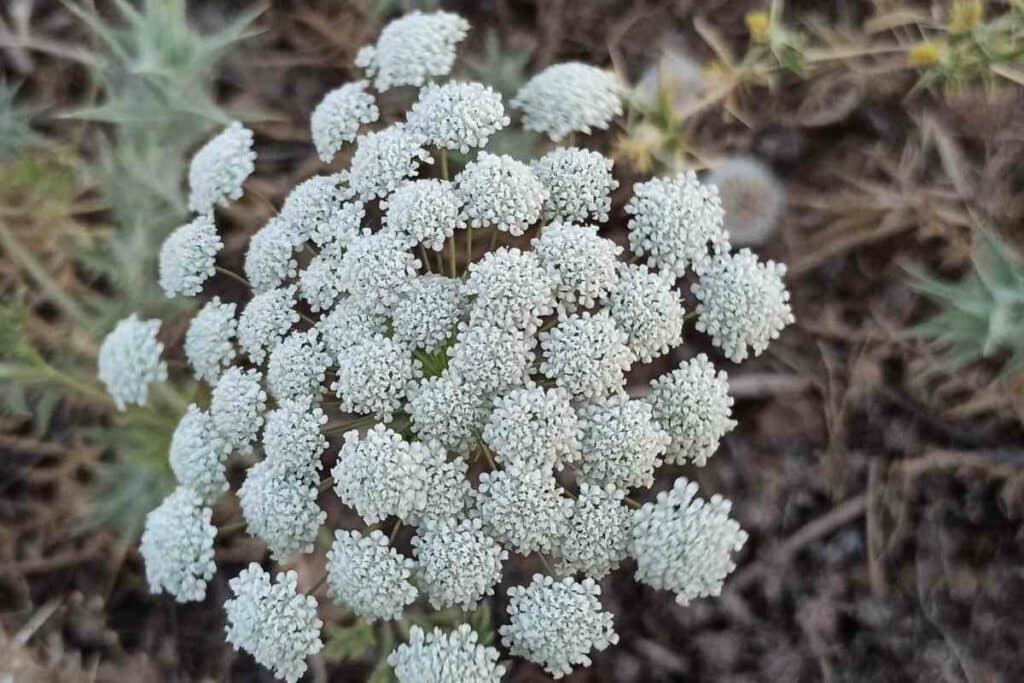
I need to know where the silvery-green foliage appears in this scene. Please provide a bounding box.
[210,366,267,452]
[532,222,622,311]
[631,478,748,606]
[184,297,237,384]
[332,335,422,421]
[388,624,506,683]
[382,179,464,252]
[391,274,466,352]
[692,249,794,363]
[539,311,635,399]
[266,329,330,402]
[245,217,299,294]
[408,81,509,153]
[98,314,167,410]
[158,213,222,297]
[188,121,256,213]
[608,264,685,363]
[355,11,470,91]
[482,383,581,470]
[555,483,631,578]
[140,487,216,603]
[238,459,325,559]
[455,153,546,236]
[406,371,489,454]
[326,529,417,621]
[411,517,507,610]
[261,398,328,480]
[224,564,323,683]
[169,405,230,501]
[474,465,572,555]
[464,247,555,332]
[237,285,300,365]
[512,62,623,142]
[578,392,669,490]
[347,125,432,200]
[311,81,379,163]
[531,147,618,223]
[500,574,618,678]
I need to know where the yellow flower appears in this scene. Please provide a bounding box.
[745,11,770,43]
[948,0,984,34]
[909,41,943,67]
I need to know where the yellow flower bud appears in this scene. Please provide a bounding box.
[909,41,943,67]
[746,11,770,43]
[948,0,984,34]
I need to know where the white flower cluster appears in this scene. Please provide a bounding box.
[120,10,797,682]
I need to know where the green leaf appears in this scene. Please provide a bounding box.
[322,621,377,663]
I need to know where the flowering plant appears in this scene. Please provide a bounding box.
[105,10,794,681]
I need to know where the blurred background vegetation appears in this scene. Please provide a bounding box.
[2,0,1024,681]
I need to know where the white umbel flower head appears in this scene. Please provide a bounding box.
[578,393,669,490]
[407,371,489,454]
[408,81,509,153]
[261,398,328,480]
[237,285,299,365]
[391,274,465,352]
[326,529,417,621]
[266,329,330,402]
[539,311,635,399]
[210,367,267,452]
[474,465,572,555]
[447,322,535,395]
[298,240,345,313]
[607,264,685,363]
[382,179,465,251]
[355,11,470,91]
[411,517,507,610]
[140,487,216,603]
[311,81,379,163]
[625,171,728,278]
[455,153,546,236]
[316,296,388,357]
[512,63,622,142]
[645,354,735,466]
[555,483,631,578]
[706,156,784,247]
[184,297,237,384]
[244,217,299,294]
[691,249,794,362]
[224,564,323,683]
[347,125,432,200]
[482,384,581,470]
[464,247,555,332]
[280,174,360,248]
[404,440,473,526]
[631,477,748,605]
[531,147,618,223]
[332,335,422,420]
[159,213,222,297]
[98,314,167,411]
[238,459,326,559]
[499,574,618,679]
[531,222,622,311]
[188,122,256,213]
[169,405,230,501]
[339,230,421,313]
[389,624,506,683]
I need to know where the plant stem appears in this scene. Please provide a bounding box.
[465,228,473,272]
[215,265,251,289]
[440,149,449,180]
[449,234,457,278]
[420,245,433,273]
[389,520,403,543]
[305,571,328,596]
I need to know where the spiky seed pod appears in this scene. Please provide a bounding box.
[98,314,167,411]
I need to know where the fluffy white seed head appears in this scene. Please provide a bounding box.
[224,564,323,683]
[625,171,728,278]
[339,230,421,313]
[455,153,547,236]
[159,213,222,297]
[531,147,618,223]
[355,11,469,91]
[347,125,432,200]
[482,384,581,470]
[298,240,345,313]
[261,398,328,480]
[706,156,784,246]
[210,366,267,452]
[326,529,417,621]
[280,174,361,248]
[607,264,685,362]
[311,81,379,163]
[691,249,794,363]
[237,285,300,365]
[98,314,167,411]
[140,487,216,603]
[391,274,466,352]
[169,405,230,501]
[412,517,507,610]
[332,334,422,421]
[631,477,748,605]
[388,624,506,683]
[184,297,237,384]
[244,217,299,294]
[408,81,509,153]
[382,179,465,251]
[578,392,669,490]
[474,465,572,555]
[499,574,618,679]
[407,371,489,454]
[188,122,256,213]
[512,62,622,142]
[539,311,635,399]
[238,459,326,559]
[464,247,555,332]
[555,483,631,578]
[266,329,330,402]
[447,321,535,395]
[531,222,622,311]
[316,296,388,357]
[646,354,735,466]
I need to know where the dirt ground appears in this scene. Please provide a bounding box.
[3,1,1024,681]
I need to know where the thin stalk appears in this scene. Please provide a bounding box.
[489,227,500,252]
[389,520,403,543]
[215,265,251,289]
[440,150,449,180]
[217,519,248,538]
[305,571,328,596]
[465,228,473,272]
[420,245,433,273]
[449,234,457,278]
